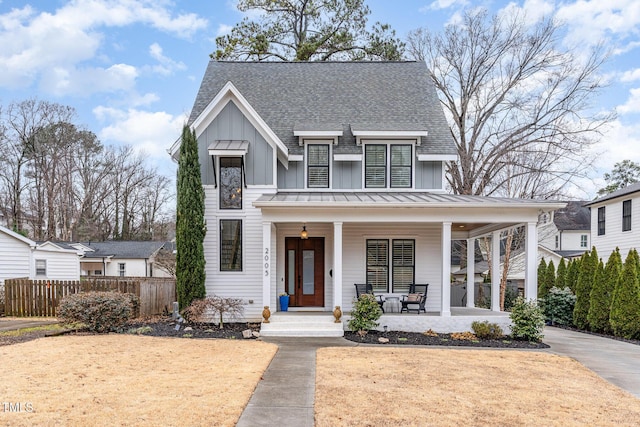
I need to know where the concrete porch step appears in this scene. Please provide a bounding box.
[260,314,344,337]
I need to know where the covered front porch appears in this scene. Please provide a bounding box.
[254,192,564,335]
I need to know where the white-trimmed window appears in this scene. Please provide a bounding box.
[118,263,126,277]
[580,235,588,248]
[307,144,330,188]
[366,239,415,292]
[364,144,412,188]
[220,219,242,272]
[35,259,46,276]
[623,200,632,232]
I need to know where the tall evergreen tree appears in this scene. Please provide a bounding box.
[587,258,608,332]
[566,257,581,293]
[537,258,547,298]
[556,258,567,289]
[176,125,206,309]
[540,260,556,298]
[610,249,640,339]
[573,248,598,330]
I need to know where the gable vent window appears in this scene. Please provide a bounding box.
[623,200,632,232]
[307,144,329,188]
[220,157,243,210]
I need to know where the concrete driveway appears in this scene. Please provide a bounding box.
[0,318,58,332]
[543,326,640,398]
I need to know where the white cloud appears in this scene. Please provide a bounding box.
[499,0,555,24]
[148,43,186,76]
[93,106,187,159]
[618,88,640,114]
[0,1,207,92]
[423,0,468,12]
[217,24,234,37]
[621,68,640,83]
[556,0,640,48]
[39,63,138,97]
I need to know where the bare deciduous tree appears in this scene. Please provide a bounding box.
[407,9,613,198]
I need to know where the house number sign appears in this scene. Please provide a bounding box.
[264,248,269,276]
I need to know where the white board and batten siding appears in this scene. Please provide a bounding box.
[590,193,640,262]
[0,231,32,285]
[204,185,276,320]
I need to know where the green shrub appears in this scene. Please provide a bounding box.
[610,249,640,339]
[503,287,519,311]
[574,248,598,330]
[566,258,581,293]
[556,258,567,289]
[588,248,621,333]
[537,258,547,297]
[58,291,139,333]
[509,297,545,342]
[540,286,576,326]
[348,294,382,336]
[182,295,244,329]
[471,321,504,339]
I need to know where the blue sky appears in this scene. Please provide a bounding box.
[0,0,639,198]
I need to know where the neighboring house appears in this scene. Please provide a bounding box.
[584,182,640,262]
[0,225,81,285]
[170,61,565,333]
[75,241,172,278]
[539,201,590,260]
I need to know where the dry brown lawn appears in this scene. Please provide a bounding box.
[316,347,640,427]
[0,335,277,427]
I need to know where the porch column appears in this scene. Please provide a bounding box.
[441,222,452,317]
[262,221,272,310]
[333,222,343,310]
[466,237,475,308]
[525,221,538,301]
[491,230,501,311]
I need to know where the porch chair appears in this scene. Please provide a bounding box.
[401,284,429,314]
[354,283,385,313]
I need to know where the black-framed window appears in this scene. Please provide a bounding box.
[307,144,329,188]
[623,200,632,232]
[365,144,412,188]
[35,259,46,276]
[597,206,606,236]
[392,239,415,293]
[220,219,242,271]
[220,157,242,209]
[390,145,412,188]
[365,145,387,188]
[366,239,388,292]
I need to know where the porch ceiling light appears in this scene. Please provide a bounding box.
[300,225,309,239]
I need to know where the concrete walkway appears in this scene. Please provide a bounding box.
[236,337,356,427]
[543,326,640,398]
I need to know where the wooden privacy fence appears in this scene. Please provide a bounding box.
[4,277,175,317]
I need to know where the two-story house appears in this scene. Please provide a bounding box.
[539,201,590,260]
[170,61,564,335]
[584,182,640,262]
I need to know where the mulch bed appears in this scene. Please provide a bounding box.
[343,330,549,348]
[125,318,262,339]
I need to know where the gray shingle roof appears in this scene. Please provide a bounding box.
[189,61,457,156]
[553,201,590,231]
[584,182,640,206]
[80,241,166,259]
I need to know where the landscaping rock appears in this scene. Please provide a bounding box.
[252,331,260,338]
[242,329,253,339]
[378,337,390,344]
[184,326,193,332]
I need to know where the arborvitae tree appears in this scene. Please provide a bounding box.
[573,248,598,330]
[176,125,206,309]
[537,258,547,298]
[566,257,581,293]
[610,249,640,339]
[539,260,555,299]
[556,258,567,289]
[586,259,607,332]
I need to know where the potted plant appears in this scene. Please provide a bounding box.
[279,293,289,312]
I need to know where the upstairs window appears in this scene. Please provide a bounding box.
[307,144,329,188]
[365,144,412,189]
[623,200,632,232]
[220,157,242,209]
[580,234,588,248]
[597,206,605,236]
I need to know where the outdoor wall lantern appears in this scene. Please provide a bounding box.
[300,225,309,239]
